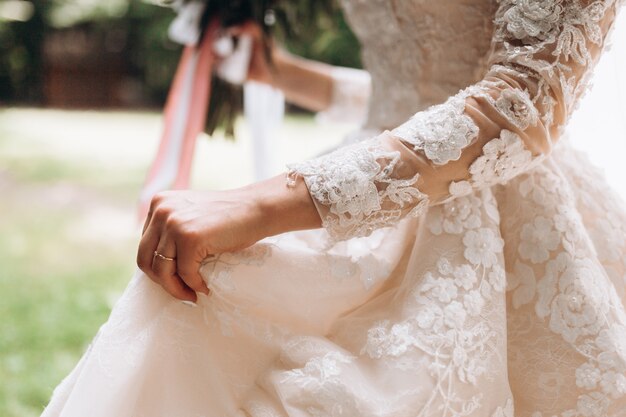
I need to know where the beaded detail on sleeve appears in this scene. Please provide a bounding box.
[287,138,429,241]
[287,0,622,241]
[391,95,480,165]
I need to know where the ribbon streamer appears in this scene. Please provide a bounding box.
[138,20,218,220]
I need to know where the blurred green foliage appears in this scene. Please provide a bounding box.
[0,0,361,106]
[0,107,345,417]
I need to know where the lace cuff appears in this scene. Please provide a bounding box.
[287,134,429,241]
[287,0,622,242]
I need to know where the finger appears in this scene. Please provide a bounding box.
[176,241,210,296]
[142,193,163,236]
[137,222,161,279]
[159,269,197,302]
[152,239,197,302]
[138,198,173,274]
[152,237,178,283]
[141,206,152,236]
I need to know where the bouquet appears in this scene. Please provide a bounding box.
[139,0,337,218]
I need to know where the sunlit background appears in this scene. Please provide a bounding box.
[0,2,625,416]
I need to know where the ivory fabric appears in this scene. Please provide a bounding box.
[42,1,626,416]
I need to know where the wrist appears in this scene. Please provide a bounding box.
[245,174,322,238]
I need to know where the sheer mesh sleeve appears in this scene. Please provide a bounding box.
[287,0,624,241]
[315,66,372,125]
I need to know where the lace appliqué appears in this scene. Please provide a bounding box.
[279,351,363,417]
[392,95,480,165]
[428,194,483,235]
[501,0,563,42]
[495,88,540,130]
[503,162,626,417]
[496,0,616,111]
[287,139,429,241]
[450,129,539,197]
[361,252,505,414]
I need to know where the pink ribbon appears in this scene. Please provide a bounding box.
[138,20,219,221]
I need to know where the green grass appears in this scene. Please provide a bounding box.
[0,197,136,417]
[0,107,347,417]
[0,109,155,416]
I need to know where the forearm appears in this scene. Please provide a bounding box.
[268,49,334,112]
[245,173,322,238]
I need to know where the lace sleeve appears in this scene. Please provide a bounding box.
[315,66,372,125]
[287,0,624,241]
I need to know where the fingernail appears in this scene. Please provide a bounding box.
[181,300,198,308]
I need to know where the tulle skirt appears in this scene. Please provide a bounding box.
[42,140,626,417]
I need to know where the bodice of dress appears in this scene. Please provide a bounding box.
[340,0,498,130]
[288,0,624,242]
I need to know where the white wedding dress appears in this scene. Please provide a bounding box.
[42,1,626,416]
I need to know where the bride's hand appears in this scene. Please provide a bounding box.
[226,21,277,85]
[137,189,263,301]
[136,175,321,302]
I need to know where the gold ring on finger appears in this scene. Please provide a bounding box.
[153,250,176,262]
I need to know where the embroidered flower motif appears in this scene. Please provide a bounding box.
[463,290,485,316]
[415,304,445,331]
[422,274,458,303]
[428,195,482,235]
[576,392,611,417]
[279,351,362,417]
[501,0,562,41]
[554,204,586,253]
[449,180,473,197]
[543,256,610,343]
[437,257,454,275]
[364,321,421,360]
[392,97,479,165]
[599,371,626,399]
[595,325,626,360]
[453,264,478,290]
[555,1,609,65]
[496,89,540,130]
[488,265,507,292]
[287,138,428,240]
[576,363,602,389]
[469,130,534,187]
[362,320,417,359]
[519,216,560,263]
[443,301,467,329]
[463,228,504,267]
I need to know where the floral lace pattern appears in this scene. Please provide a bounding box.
[40,2,626,417]
[500,158,626,417]
[450,129,540,197]
[283,0,626,416]
[289,0,622,244]
[391,95,480,165]
[279,351,362,417]
[357,189,511,415]
[287,138,429,241]
[495,88,540,130]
